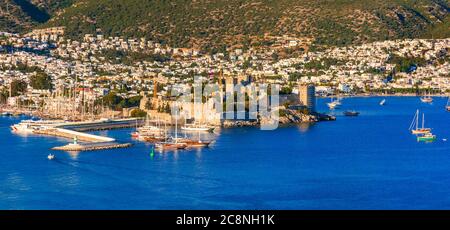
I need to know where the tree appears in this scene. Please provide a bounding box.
[30,73,53,90]
[130,108,147,117]
[10,80,27,96]
[102,92,122,109]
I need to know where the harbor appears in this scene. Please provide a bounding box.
[1,96,449,209]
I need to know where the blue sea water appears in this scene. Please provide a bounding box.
[0,96,449,210]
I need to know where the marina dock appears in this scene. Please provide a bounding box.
[12,118,141,151]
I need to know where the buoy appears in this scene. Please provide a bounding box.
[150,147,155,158]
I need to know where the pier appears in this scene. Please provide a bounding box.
[13,118,143,151]
[33,128,116,142]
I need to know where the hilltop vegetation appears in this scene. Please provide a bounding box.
[1,0,449,51]
[0,0,73,32]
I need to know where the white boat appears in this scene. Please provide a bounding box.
[327,101,338,109]
[420,96,433,103]
[137,115,165,136]
[1,112,12,116]
[10,119,62,133]
[409,110,431,135]
[181,123,214,132]
[380,99,386,106]
[47,154,55,160]
[327,97,341,109]
[420,91,433,103]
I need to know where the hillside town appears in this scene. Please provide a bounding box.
[0,27,449,123]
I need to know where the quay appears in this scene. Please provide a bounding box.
[58,118,144,132]
[52,142,132,151]
[33,128,116,142]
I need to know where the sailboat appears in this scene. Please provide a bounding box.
[409,110,431,135]
[155,108,187,150]
[138,115,163,135]
[142,117,167,142]
[131,119,140,138]
[446,97,450,112]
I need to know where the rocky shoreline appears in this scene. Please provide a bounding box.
[222,109,335,128]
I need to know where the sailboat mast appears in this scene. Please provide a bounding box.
[422,113,425,129]
[175,107,178,142]
[416,110,419,130]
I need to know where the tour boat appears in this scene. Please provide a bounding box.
[417,133,436,142]
[344,111,360,116]
[379,99,386,106]
[409,110,431,135]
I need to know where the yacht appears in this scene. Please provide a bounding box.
[181,123,214,132]
[420,96,433,103]
[11,120,63,133]
[409,110,431,135]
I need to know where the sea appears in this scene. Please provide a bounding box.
[1,96,450,210]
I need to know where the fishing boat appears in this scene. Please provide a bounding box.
[446,97,450,111]
[344,111,360,116]
[379,99,386,106]
[417,133,436,142]
[409,110,431,135]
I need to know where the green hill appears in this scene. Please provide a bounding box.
[2,0,449,51]
[0,0,73,32]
